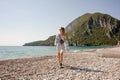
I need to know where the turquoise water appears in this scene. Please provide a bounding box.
[0,46,111,60]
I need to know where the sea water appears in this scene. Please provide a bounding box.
[0,46,111,60]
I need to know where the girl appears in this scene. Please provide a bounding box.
[54,27,67,68]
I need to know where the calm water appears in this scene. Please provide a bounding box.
[0,46,111,60]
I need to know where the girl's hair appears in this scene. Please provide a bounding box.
[60,27,65,31]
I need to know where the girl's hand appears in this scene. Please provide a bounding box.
[64,35,66,40]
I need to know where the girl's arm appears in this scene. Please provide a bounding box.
[54,35,59,46]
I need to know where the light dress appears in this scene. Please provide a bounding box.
[54,34,68,53]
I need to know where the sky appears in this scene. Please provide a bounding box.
[0,0,120,46]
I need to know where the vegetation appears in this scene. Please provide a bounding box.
[23,35,55,46]
[23,12,120,46]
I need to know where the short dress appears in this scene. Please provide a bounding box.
[54,34,66,53]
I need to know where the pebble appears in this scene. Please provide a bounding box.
[0,49,120,80]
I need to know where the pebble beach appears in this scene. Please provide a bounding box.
[0,47,120,80]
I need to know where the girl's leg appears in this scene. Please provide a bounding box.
[60,53,63,64]
[58,52,60,63]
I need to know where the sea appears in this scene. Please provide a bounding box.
[0,46,111,60]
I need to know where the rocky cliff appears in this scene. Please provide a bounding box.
[23,12,120,46]
[66,12,120,46]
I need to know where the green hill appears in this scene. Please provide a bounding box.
[23,12,120,46]
[66,12,120,46]
[23,35,56,46]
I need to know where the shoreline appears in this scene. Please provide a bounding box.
[0,46,114,60]
[0,46,115,61]
[0,45,113,61]
[0,46,120,61]
[0,47,120,79]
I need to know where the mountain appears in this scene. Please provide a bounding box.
[66,12,120,46]
[23,35,56,46]
[23,12,120,46]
